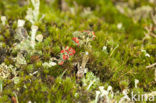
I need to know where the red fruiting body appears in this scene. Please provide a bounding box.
[72,49,76,54]
[58,61,64,65]
[69,53,73,56]
[59,47,76,65]
[92,31,95,37]
[68,47,72,51]
[83,30,90,34]
[69,48,76,55]
[83,31,96,39]
[62,55,69,60]
[69,48,75,56]
[61,50,65,53]
[92,31,96,39]
[72,37,79,44]
[62,55,66,60]
[69,47,75,52]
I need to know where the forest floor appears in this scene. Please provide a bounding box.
[0,0,156,103]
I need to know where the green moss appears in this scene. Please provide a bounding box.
[0,0,156,102]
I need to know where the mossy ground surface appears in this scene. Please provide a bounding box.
[0,0,156,103]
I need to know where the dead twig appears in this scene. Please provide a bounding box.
[146,63,156,81]
[144,25,156,39]
[146,63,156,69]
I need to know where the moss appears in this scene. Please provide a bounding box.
[0,35,5,41]
[0,0,156,102]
